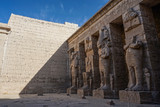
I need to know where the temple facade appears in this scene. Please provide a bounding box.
[67,0,160,104]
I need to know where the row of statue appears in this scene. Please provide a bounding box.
[68,25,151,95]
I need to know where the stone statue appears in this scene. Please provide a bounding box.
[124,35,143,91]
[81,37,93,90]
[97,26,111,90]
[70,51,79,88]
[144,68,151,91]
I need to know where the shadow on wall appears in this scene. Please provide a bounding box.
[19,42,70,95]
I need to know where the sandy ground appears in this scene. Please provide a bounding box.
[0,94,159,107]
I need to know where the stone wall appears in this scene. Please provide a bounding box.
[0,23,10,77]
[0,14,78,94]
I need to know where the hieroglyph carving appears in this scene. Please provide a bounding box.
[124,35,143,91]
[97,26,112,90]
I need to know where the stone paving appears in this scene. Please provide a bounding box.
[0,94,160,107]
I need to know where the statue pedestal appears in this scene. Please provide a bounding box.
[119,90,160,104]
[93,89,117,99]
[77,88,92,96]
[67,87,77,94]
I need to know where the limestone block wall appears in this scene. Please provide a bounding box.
[0,14,78,94]
[0,23,11,76]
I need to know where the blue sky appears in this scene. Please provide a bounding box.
[0,0,109,26]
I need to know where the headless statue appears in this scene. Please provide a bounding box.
[124,35,143,91]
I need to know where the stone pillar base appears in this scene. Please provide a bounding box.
[67,87,77,94]
[119,90,160,104]
[77,88,92,96]
[93,89,118,99]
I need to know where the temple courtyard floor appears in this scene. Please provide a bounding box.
[0,94,159,107]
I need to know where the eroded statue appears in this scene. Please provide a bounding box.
[81,36,93,90]
[97,26,111,90]
[124,35,143,91]
[70,51,79,88]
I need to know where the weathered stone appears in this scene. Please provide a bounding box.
[37,87,43,96]
[93,89,116,99]
[67,87,77,94]
[107,100,115,105]
[67,51,79,94]
[124,35,143,91]
[119,90,160,104]
[77,88,92,96]
[97,26,111,90]
[0,0,160,105]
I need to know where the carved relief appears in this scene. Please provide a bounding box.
[124,35,143,91]
[123,8,141,32]
[97,26,112,90]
